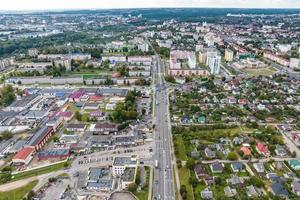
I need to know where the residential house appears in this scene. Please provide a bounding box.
[231,162,245,172]
[210,161,224,173]
[191,148,200,159]
[194,164,207,179]
[224,186,237,197]
[288,160,300,170]
[256,142,270,157]
[271,183,289,198]
[233,136,244,145]
[227,175,244,186]
[246,185,262,198]
[205,147,216,158]
[291,180,300,197]
[253,163,265,173]
[201,188,213,199]
[275,145,287,157]
[240,146,251,157]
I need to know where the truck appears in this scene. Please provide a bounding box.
[155,160,159,168]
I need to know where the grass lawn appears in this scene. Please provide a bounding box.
[0,180,38,200]
[242,67,277,76]
[133,166,151,200]
[174,135,187,161]
[12,161,69,181]
[67,103,80,113]
[178,166,194,200]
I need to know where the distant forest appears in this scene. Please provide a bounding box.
[30,8,300,20]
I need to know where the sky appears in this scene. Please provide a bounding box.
[1,0,300,11]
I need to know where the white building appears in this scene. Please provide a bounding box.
[207,55,221,75]
[112,156,138,176]
[290,58,300,69]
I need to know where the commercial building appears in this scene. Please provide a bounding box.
[37,148,70,160]
[225,49,234,62]
[112,155,138,176]
[86,167,114,192]
[12,147,35,165]
[290,58,300,69]
[26,126,54,151]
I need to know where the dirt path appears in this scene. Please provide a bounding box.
[0,177,37,192]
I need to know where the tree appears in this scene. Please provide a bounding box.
[0,131,13,140]
[74,111,82,121]
[227,152,238,161]
[0,85,16,107]
[52,135,59,142]
[186,158,196,170]
[165,75,176,83]
[26,190,35,200]
[189,176,198,187]
[128,183,137,192]
[249,176,264,188]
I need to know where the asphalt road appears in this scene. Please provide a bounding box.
[152,51,175,200]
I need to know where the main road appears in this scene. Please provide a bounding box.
[152,48,175,200]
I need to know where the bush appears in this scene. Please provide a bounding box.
[227,152,238,161]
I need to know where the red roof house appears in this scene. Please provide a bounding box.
[240,147,251,156]
[256,142,270,157]
[12,147,35,165]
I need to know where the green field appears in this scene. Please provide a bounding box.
[178,166,194,200]
[174,135,187,161]
[0,180,38,200]
[12,161,69,181]
[133,166,151,200]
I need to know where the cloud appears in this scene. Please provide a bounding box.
[1,0,300,11]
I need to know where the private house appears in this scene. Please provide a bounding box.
[227,175,244,186]
[240,146,251,157]
[288,160,300,170]
[231,162,245,172]
[224,186,237,197]
[246,185,262,198]
[201,188,213,199]
[191,148,200,159]
[275,145,287,157]
[194,164,207,179]
[271,183,289,198]
[205,147,216,158]
[253,163,265,173]
[256,142,270,157]
[210,161,224,173]
[291,180,300,197]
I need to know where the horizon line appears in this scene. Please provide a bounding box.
[1,7,300,13]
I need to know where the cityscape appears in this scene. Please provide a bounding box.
[0,1,300,200]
